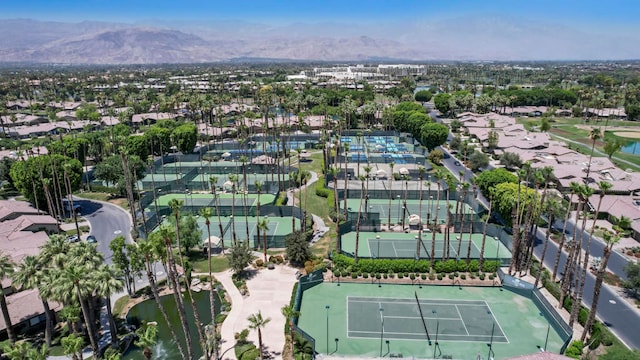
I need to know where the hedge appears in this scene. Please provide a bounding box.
[332,254,500,274]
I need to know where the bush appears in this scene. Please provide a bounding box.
[479,274,486,280]
[489,274,495,280]
[448,274,455,280]
[482,260,500,273]
[429,274,436,280]
[376,273,381,280]
[456,260,468,272]
[443,259,457,273]
[398,273,404,279]
[351,273,357,279]
[564,340,584,359]
[421,274,427,280]
[255,259,264,267]
[383,273,388,279]
[410,273,416,280]
[315,180,331,198]
[468,260,479,272]
[363,273,369,279]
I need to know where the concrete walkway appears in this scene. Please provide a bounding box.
[286,170,331,244]
[216,265,299,360]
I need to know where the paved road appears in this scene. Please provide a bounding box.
[74,197,132,264]
[534,224,640,349]
[431,110,639,349]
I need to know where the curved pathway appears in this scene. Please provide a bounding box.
[216,264,299,360]
[286,170,331,243]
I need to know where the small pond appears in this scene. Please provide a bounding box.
[621,141,640,155]
[124,290,221,359]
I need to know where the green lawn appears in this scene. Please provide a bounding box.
[190,252,231,273]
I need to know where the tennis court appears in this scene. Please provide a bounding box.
[297,283,566,359]
[345,199,477,225]
[154,193,275,208]
[348,296,507,343]
[341,232,511,260]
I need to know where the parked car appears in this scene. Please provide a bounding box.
[66,234,79,243]
[86,235,97,243]
[454,161,461,166]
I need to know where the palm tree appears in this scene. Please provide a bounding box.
[168,199,207,356]
[258,217,270,262]
[0,252,16,345]
[363,165,372,214]
[581,230,620,341]
[135,323,159,360]
[560,184,588,311]
[479,196,492,270]
[431,170,443,268]
[354,175,366,263]
[12,255,55,346]
[247,311,272,360]
[159,224,194,360]
[342,142,350,221]
[416,166,426,258]
[553,181,580,282]
[281,305,300,357]
[229,174,239,245]
[61,265,99,358]
[534,197,561,288]
[387,161,395,229]
[210,176,226,252]
[239,155,251,243]
[584,127,602,180]
[138,238,187,359]
[198,206,218,359]
[456,183,470,259]
[94,264,125,349]
[61,334,85,360]
[573,182,610,325]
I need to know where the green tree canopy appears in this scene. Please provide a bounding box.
[475,168,518,198]
[228,244,254,275]
[171,123,198,154]
[420,122,449,150]
[469,151,489,171]
[145,125,173,155]
[125,135,150,160]
[492,182,536,226]
[46,137,89,163]
[433,93,452,115]
[623,261,640,297]
[414,90,433,103]
[10,154,82,213]
[94,154,146,192]
[499,152,523,170]
[285,230,311,266]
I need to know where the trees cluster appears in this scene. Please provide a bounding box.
[383,102,448,150]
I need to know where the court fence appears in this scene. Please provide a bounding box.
[498,269,573,354]
[293,269,325,358]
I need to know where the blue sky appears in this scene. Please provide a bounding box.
[3,0,639,29]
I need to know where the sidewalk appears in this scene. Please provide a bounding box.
[216,264,299,360]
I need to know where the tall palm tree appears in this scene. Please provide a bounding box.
[228,174,239,246]
[456,183,470,258]
[198,206,218,359]
[479,196,492,270]
[0,252,16,345]
[239,155,251,243]
[247,311,272,360]
[94,264,124,349]
[342,143,350,221]
[584,127,602,180]
[258,217,270,262]
[573,182,609,325]
[387,161,395,229]
[210,176,226,252]
[281,305,300,357]
[581,230,619,341]
[159,224,194,360]
[431,170,443,268]
[416,166,426,258]
[135,323,159,360]
[559,184,588,310]
[553,181,581,282]
[327,166,341,252]
[138,238,187,360]
[60,265,99,358]
[12,255,55,346]
[168,199,207,356]
[363,165,372,215]
[354,175,366,263]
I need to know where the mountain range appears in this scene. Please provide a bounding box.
[0,18,638,64]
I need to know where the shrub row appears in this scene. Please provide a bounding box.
[332,254,500,274]
[315,179,331,198]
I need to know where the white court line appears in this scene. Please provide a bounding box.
[391,241,399,257]
[454,304,470,335]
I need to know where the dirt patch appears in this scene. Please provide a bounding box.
[613,131,640,139]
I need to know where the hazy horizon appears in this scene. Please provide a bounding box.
[2,1,640,62]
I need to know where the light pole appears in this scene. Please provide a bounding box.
[487,310,496,360]
[326,305,330,354]
[379,307,385,357]
[495,236,500,264]
[432,309,439,359]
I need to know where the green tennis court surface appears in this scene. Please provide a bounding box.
[297,283,565,359]
[348,296,507,343]
[154,193,275,207]
[342,232,511,260]
[344,199,478,224]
